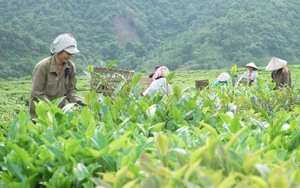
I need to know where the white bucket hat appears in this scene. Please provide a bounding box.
[50,33,80,54]
[266,57,287,71]
[245,62,258,70]
[217,72,230,82]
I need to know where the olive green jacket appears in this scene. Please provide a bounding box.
[30,56,80,119]
[271,69,291,88]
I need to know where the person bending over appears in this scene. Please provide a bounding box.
[30,33,85,121]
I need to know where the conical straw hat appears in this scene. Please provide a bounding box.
[245,62,258,70]
[266,57,287,71]
[217,72,230,82]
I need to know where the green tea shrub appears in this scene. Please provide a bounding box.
[1,73,300,187]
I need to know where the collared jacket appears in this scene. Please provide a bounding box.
[242,70,258,84]
[271,69,291,88]
[30,56,80,119]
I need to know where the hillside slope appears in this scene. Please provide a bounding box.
[0,0,299,78]
[140,0,300,70]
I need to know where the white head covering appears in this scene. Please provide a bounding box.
[266,57,287,71]
[50,33,80,54]
[245,62,258,70]
[217,72,230,82]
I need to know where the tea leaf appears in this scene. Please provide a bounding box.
[62,103,76,113]
[184,160,201,181]
[106,60,117,70]
[64,139,81,159]
[225,128,246,151]
[200,121,218,137]
[123,180,138,188]
[46,145,65,162]
[156,166,172,177]
[172,85,181,99]
[262,133,270,145]
[9,143,37,172]
[156,133,169,157]
[173,165,188,180]
[115,166,128,187]
[87,65,93,72]
[139,152,156,173]
[248,176,268,188]
[242,148,265,173]
[80,107,95,128]
[149,122,164,132]
[207,136,220,159]
[98,173,115,184]
[231,65,237,76]
[8,119,19,140]
[132,73,142,88]
[190,146,207,164]
[217,173,237,188]
[254,164,270,179]
[18,110,27,127]
[229,116,240,133]
[166,72,175,83]
[74,163,90,181]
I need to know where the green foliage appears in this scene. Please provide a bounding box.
[1,67,300,187]
[231,65,237,76]
[106,60,117,70]
[1,0,300,78]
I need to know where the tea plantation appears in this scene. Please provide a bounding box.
[1,66,300,187]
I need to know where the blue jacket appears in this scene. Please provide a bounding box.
[211,80,228,88]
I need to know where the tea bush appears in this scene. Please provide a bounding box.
[1,67,300,187]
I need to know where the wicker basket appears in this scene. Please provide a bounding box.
[139,77,153,91]
[195,79,209,90]
[90,67,134,96]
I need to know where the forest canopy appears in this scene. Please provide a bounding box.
[0,0,300,78]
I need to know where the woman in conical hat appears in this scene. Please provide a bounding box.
[242,62,258,85]
[266,57,291,88]
[211,72,230,88]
